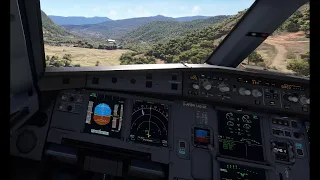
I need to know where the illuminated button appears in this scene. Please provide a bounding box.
[189,75,198,80]
[269,101,275,106]
[283,120,289,126]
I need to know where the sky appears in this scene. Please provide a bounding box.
[40,0,255,20]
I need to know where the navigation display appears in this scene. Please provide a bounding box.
[84,93,125,138]
[217,111,264,162]
[130,100,169,147]
[220,162,266,180]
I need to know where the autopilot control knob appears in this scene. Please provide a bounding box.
[218,84,230,92]
[299,96,310,105]
[244,89,251,96]
[192,84,200,90]
[239,88,246,96]
[288,96,299,103]
[252,89,262,97]
[202,81,212,90]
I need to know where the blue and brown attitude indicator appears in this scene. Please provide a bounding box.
[93,103,112,125]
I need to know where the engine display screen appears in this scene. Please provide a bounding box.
[220,162,266,180]
[83,93,125,138]
[218,111,264,162]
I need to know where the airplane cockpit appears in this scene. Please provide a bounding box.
[10,0,310,179]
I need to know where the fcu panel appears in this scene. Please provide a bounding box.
[183,71,309,115]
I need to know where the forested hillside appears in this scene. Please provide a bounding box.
[119,10,246,65]
[41,10,80,43]
[121,15,229,44]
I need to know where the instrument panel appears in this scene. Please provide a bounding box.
[13,65,310,180]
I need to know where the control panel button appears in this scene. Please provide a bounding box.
[255,100,261,105]
[299,96,310,105]
[252,89,262,97]
[302,107,308,112]
[192,84,200,90]
[202,81,212,90]
[269,101,275,106]
[296,149,304,156]
[291,121,298,128]
[218,83,230,92]
[244,90,251,95]
[238,88,246,96]
[288,96,298,103]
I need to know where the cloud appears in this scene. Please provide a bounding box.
[179,6,185,11]
[108,10,117,15]
[191,5,201,15]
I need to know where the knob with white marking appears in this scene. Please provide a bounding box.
[218,83,230,92]
[299,96,310,105]
[252,89,262,97]
[288,96,299,103]
[239,88,246,96]
[244,89,251,96]
[202,81,212,90]
[192,84,200,90]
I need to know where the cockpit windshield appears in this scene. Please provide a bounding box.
[39,0,309,77]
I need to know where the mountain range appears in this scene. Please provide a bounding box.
[61,15,228,41]
[48,15,112,25]
[48,15,212,25]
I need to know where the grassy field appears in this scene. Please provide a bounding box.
[44,45,132,66]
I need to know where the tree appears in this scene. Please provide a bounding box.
[248,51,264,64]
[283,21,300,32]
[45,55,50,61]
[74,64,81,67]
[50,55,59,61]
[62,54,72,61]
[287,59,309,76]
[95,61,100,66]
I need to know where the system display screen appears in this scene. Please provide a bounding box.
[220,162,266,180]
[217,111,264,162]
[83,93,125,138]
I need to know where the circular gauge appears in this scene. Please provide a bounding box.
[130,101,169,147]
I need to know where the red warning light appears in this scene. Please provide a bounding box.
[261,33,269,37]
